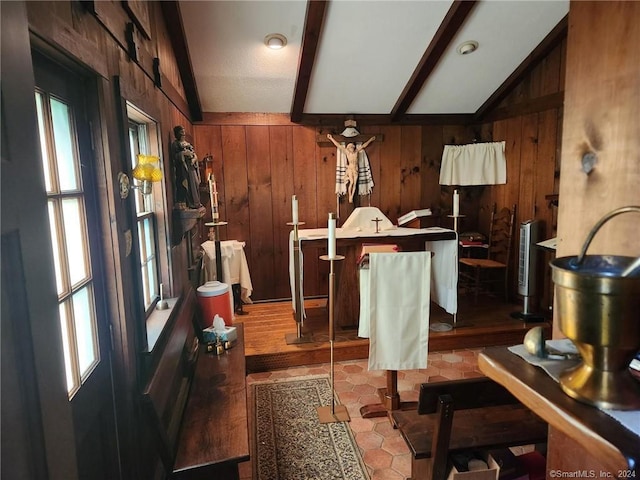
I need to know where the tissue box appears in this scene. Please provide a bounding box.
[447,453,499,480]
[202,326,237,344]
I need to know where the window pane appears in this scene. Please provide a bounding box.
[143,217,153,260]
[35,92,53,192]
[48,201,65,296]
[59,302,76,393]
[50,97,79,192]
[140,264,150,307]
[72,286,98,377]
[137,220,147,260]
[61,198,89,286]
[146,261,157,301]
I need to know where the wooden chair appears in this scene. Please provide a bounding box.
[459,205,516,303]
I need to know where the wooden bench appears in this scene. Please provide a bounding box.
[142,287,249,479]
[391,377,548,480]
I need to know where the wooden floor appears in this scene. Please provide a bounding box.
[234,295,551,373]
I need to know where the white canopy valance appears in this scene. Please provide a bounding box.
[439,141,507,186]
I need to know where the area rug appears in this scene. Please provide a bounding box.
[253,375,370,480]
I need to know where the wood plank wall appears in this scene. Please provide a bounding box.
[194,121,444,301]
[479,38,566,312]
[543,2,640,473]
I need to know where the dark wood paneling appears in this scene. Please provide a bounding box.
[400,126,422,215]
[420,125,444,213]
[220,126,250,250]
[378,126,403,222]
[292,126,321,297]
[269,126,295,300]
[246,126,275,300]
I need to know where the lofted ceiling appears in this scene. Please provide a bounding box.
[172,0,568,125]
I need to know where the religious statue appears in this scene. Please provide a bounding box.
[327,133,376,203]
[171,125,201,209]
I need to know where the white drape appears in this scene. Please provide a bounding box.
[439,141,507,185]
[340,206,394,232]
[201,240,253,303]
[359,252,431,371]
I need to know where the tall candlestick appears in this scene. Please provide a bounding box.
[328,212,336,259]
[292,195,299,224]
[453,190,460,217]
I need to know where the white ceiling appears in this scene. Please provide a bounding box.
[179,0,569,118]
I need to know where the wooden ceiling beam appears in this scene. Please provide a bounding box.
[290,0,329,124]
[474,15,568,121]
[390,0,478,122]
[159,1,202,121]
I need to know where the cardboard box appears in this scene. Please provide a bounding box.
[447,453,500,480]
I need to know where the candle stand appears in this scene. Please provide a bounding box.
[449,213,471,329]
[316,251,350,423]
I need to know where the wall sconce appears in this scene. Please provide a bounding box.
[132,154,163,195]
[119,154,163,199]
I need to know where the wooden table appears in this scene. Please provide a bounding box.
[478,346,639,475]
[173,324,249,479]
[297,227,457,328]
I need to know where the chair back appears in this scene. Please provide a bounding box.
[487,205,516,265]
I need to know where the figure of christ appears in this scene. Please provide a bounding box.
[327,133,376,203]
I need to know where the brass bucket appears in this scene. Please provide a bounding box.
[550,206,640,410]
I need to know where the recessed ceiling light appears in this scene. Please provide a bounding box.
[264,33,287,50]
[457,41,479,55]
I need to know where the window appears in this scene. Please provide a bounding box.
[36,89,98,397]
[126,104,167,316]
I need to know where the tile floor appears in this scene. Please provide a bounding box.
[241,348,489,480]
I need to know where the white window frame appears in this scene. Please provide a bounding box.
[125,103,172,331]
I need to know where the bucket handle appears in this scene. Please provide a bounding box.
[573,205,640,267]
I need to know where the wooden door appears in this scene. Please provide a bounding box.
[0,5,122,474]
[30,50,121,480]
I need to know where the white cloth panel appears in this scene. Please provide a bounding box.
[425,237,458,315]
[341,207,394,232]
[201,240,253,303]
[288,231,306,318]
[363,252,431,371]
[358,266,371,338]
[439,141,507,185]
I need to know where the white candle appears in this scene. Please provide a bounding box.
[328,213,336,259]
[453,190,460,217]
[209,174,219,220]
[292,195,299,224]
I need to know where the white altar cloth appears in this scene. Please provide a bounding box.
[360,252,431,370]
[289,226,457,316]
[202,240,253,303]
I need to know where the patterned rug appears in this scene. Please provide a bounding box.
[253,376,370,480]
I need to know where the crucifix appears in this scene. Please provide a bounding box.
[372,217,382,233]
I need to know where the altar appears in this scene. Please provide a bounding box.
[289,209,457,328]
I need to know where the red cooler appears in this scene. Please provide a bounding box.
[196,281,234,327]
